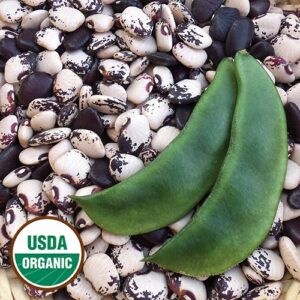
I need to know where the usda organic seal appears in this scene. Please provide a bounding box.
[11,217,84,290]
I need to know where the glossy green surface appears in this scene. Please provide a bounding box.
[146,53,288,276]
[73,59,237,235]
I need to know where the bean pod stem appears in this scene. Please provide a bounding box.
[146,52,288,276]
[73,59,237,235]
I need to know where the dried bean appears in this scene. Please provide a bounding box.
[0,38,21,60]
[18,72,53,108]
[283,217,300,245]
[209,7,240,42]
[0,144,22,179]
[225,17,254,57]
[72,107,104,135]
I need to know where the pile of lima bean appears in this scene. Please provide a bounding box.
[0,0,299,300]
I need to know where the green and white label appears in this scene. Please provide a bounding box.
[11,217,83,290]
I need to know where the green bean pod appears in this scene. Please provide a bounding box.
[73,59,237,235]
[146,52,288,276]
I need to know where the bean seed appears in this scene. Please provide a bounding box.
[224,0,250,16]
[36,27,64,51]
[36,50,63,76]
[155,19,173,53]
[241,282,282,300]
[141,96,174,130]
[16,29,41,53]
[26,98,60,118]
[72,107,104,135]
[118,115,151,155]
[129,56,150,77]
[209,7,240,42]
[83,253,120,295]
[75,209,93,230]
[168,79,201,104]
[271,34,300,64]
[85,237,109,257]
[124,271,168,300]
[177,23,212,50]
[127,73,154,105]
[0,144,22,179]
[5,198,27,239]
[31,161,52,181]
[0,0,31,24]
[72,0,103,14]
[99,59,130,83]
[62,26,92,51]
[269,201,283,236]
[249,0,270,17]
[57,103,78,127]
[89,158,115,188]
[0,115,18,150]
[109,153,144,181]
[61,50,93,76]
[241,264,265,286]
[21,9,48,30]
[0,83,15,116]
[42,173,56,201]
[79,85,92,111]
[113,50,137,62]
[279,236,300,281]
[283,217,300,245]
[54,69,83,104]
[2,166,31,188]
[87,31,116,51]
[98,81,127,102]
[0,38,21,60]
[4,52,37,84]
[264,56,295,84]
[18,72,54,108]
[53,149,91,187]
[19,145,49,165]
[88,95,126,114]
[148,52,178,67]
[247,248,285,281]
[285,103,300,143]
[225,17,254,57]
[0,214,10,247]
[49,7,85,32]
[172,42,207,68]
[192,0,223,22]
[80,225,101,246]
[109,240,145,277]
[288,185,300,209]
[175,103,195,129]
[17,179,50,214]
[100,114,117,129]
[70,129,105,159]
[104,142,119,159]
[86,14,114,33]
[249,40,275,61]
[51,176,76,214]
[280,14,300,39]
[168,1,194,24]
[172,277,207,299]
[67,273,102,300]
[124,31,157,56]
[96,44,120,59]
[29,128,71,146]
[143,2,162,22]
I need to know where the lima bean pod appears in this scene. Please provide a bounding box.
[147,52,287,276]
[73,59,237,235]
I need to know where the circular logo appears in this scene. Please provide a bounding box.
[11,217,84,291]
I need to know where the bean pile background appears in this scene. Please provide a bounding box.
[0,0,299,299]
